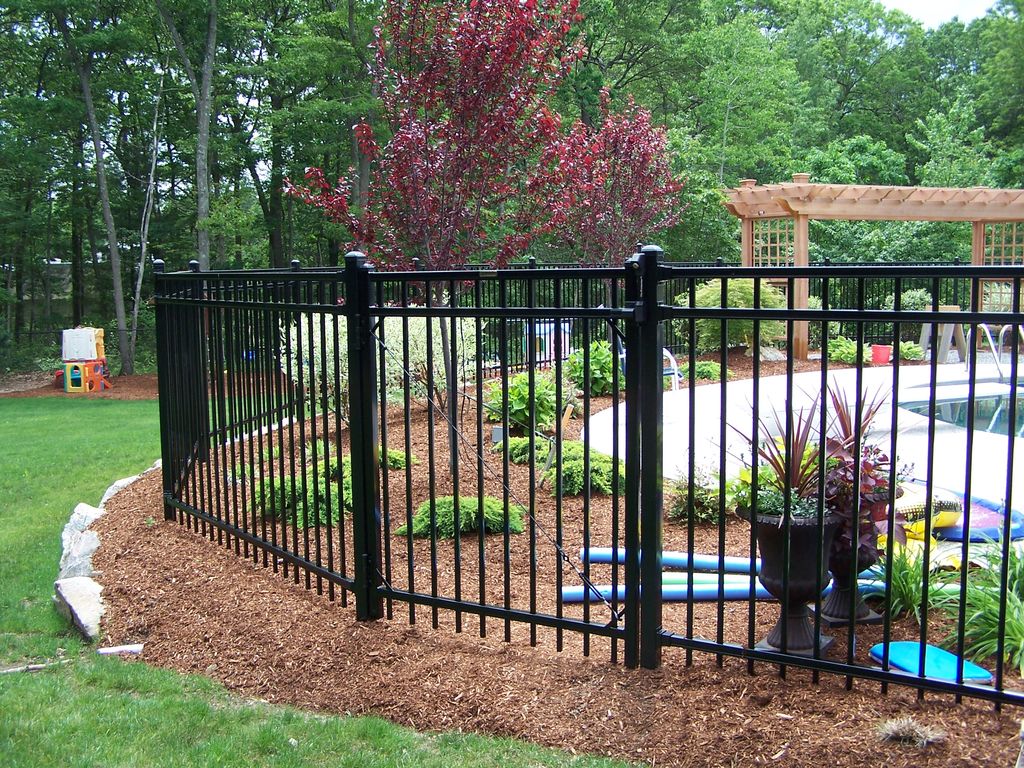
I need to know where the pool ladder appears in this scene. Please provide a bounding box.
[967,323,1024,383]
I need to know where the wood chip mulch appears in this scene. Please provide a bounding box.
[0,373,159,399]
[94,465,1022,768]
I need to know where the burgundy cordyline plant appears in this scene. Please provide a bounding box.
[287,0,685,269]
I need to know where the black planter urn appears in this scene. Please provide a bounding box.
[820,546,882,626]
[742,509,842,655]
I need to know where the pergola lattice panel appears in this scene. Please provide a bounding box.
[752,218,794,267]
[980,222,1024,311]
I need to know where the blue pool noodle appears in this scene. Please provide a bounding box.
[562,582,773,602]
[562,578,905,603]
[581,546,761,574]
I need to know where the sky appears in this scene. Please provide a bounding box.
[877,0,996,27]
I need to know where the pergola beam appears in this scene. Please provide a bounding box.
[724,175,1024,361]
[726,179,1024,223]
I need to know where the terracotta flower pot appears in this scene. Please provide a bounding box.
[742,508,841,655]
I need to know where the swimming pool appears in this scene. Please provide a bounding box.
[903,394,1024,437]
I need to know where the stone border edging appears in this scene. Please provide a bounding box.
[52,460,161,642]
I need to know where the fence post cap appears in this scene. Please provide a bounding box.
[290,259,301,271]
[153,259,165,273]
[188,260,200,272]
[641,244,664,257]
[345,251,367,266]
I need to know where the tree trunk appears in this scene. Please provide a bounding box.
[212,146,225,264]
[194,3,216,270]
[156,0,217,270]
[127,70,164,374]
[58,13,130,374]
[268,92,286,267]
[71,127,85,325]
[43,188,53,323]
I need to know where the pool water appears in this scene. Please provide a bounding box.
[904,395,1024,437]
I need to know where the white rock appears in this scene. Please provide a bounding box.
[759,347,787,362]
[61,503,104,553]
[53,577,104,641]
[97,644,144,656]
[100,474,141,508]
[58,530,100,579]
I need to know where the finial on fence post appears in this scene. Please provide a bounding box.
[153,259,165,274]
[290,259,301,271]
[188,260,200,272]
[528,255,537,269]
[412,257,421,271]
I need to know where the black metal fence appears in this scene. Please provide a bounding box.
[155,250,1024,706]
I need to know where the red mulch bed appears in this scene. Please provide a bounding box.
[0,373,159,400]
[92,349,1022,768]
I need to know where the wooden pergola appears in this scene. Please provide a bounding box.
[724,174,1024,359]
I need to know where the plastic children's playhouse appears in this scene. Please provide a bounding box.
[54,328,112,393]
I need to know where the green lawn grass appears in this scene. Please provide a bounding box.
[0,397,628,768]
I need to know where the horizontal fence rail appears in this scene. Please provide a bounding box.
[155,251,1024,706]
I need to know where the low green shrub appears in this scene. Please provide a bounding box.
[666,469,721,524]
[883,288,934,342]
[544,442,624,496]
[883,288,933,312]
[259,470,341,528]
[828,335,867,364]
[807,295,838,350]
[679,361,728,382]
[496,436,550,465]
[898,340,924,361]
[395,495,524,538]
[260,447,420,529]
[678,279,786,352]
[567,340,615,396]
[484,371,558,433]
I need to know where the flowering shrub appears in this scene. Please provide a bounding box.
[282,314,477,418]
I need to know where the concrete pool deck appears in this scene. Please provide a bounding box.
[586,361,1024,505]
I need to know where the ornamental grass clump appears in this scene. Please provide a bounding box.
[947,544,1024,676]
[727,394,830,519]
[871,546,951,625]
[395,496,524,538]
[667,468,722,525]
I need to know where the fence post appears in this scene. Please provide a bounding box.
[345,251,384,621]
[153,260,176,522]
[638,244,664,669]
[623,249,642,668]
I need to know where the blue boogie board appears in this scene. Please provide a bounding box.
[869,641,993,684]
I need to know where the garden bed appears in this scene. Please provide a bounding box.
[93,373,1023,767]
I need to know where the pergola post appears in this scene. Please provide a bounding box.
[971,220,985,311]
[739,179,756,267]
[792,209,810,360]
[740,217,753,267]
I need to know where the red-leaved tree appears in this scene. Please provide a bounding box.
[540,91,686,264]
[288,0,685,269]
